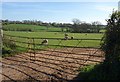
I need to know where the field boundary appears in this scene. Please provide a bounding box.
[3,34,104,63]
[2,34,105,81]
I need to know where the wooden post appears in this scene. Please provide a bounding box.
[28,38,32,61]
[33,38,36,61]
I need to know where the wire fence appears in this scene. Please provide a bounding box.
[3,34,104,62]
[2,34,105,81]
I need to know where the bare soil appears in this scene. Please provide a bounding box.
[1,48,104,81]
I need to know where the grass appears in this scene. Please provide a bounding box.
[4,31,103,48]
[3,24,63,32]
[2,37,27,57]
[4,31,103,39]
[2,24,104,57]
[74,61,120,80]
[2,46,27,58]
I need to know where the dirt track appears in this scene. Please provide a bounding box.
[1,48,104,81]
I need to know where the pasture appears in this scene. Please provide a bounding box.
[2,24,105,81]
[3,24,104,57]
[4,31,104,49]
[3,24,63,32]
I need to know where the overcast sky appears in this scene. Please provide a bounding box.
[1,0,120,25]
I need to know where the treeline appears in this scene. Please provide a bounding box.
[1,19,106,33]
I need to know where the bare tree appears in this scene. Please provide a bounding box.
[72,18,81,25]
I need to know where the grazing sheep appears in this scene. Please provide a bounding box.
[64,36,69,40]
[41,39,48,45]
[64,33,69,40]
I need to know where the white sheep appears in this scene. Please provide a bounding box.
[64,33,69,40]
[64,36,69,40]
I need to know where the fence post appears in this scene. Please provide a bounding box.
[27,37,32,61]
[0,30,2,58]
[33,38,36,61]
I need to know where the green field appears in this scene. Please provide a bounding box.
[3,24,104,51]
[4,31,104,49]
[4,31,103,39]
[3,24,64,32]
[3,24,104,57]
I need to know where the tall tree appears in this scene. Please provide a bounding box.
[92,21,102,33]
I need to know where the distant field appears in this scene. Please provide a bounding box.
[3,24,64,32]
[3,24,106,33]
